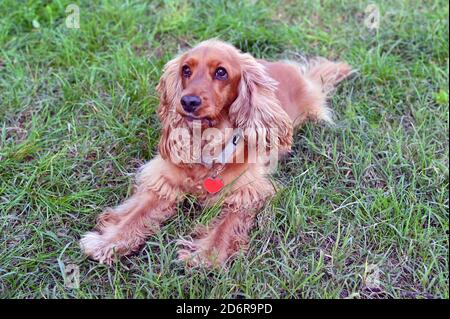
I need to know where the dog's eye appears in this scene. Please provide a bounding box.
[182,65,192,78]
[215,67,228,80]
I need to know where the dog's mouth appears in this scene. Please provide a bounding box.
[183,115,217,127]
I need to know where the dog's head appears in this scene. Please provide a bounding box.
[156,39,293,160]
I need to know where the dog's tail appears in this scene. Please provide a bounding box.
[305,57,354,95]
[288,57,353,125]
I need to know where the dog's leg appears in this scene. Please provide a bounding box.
[178,207,255,267]
[178,178,274,267]
[80,157,181,264]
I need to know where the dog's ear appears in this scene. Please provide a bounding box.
[156,55,184,159]
[156,55,183,123]
[229,53,293,152]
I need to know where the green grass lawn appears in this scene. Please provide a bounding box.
[0,0,448,299]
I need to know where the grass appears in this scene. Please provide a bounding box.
[0,0,448,299]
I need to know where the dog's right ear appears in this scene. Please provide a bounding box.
[156,55,184,160]
[229,52,293,153]
[156,55,183,124]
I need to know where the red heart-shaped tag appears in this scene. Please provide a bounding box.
[203,178,224,194]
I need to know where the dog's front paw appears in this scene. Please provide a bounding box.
[79,231,118,265]
[177,238,224,268]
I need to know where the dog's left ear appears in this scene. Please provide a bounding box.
[156,55,184,160]
[229,53,293,152]
[156,55,183,124]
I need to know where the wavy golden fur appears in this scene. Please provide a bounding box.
[80,39,352,266]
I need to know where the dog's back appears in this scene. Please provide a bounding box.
[260,58,353,127]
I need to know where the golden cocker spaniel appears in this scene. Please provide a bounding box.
[80,39,352,267]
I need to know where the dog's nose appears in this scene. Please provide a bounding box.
[181,95,202,113]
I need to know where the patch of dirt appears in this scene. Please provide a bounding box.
[361,165,387,190]
[3,109,33,144]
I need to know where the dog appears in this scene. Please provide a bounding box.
[80,39,352,266]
